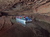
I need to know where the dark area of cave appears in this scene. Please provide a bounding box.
[0,12,8,17]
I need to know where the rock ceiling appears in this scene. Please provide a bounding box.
[0,0,50,16]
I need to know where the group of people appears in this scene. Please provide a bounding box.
[16,16,31,20]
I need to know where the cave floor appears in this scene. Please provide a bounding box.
[0,20,50,37]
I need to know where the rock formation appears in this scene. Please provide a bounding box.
[0,0,50,37]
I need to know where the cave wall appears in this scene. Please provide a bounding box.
[0,0,50,37]
[0,0,34,11]
[33,0,50,16]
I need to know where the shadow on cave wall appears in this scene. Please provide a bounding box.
[0,12,8,17]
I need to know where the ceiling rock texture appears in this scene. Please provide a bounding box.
[0,0,50,15]
[0,0,34,11]
[33,0,50,15]
[0,0,50,37]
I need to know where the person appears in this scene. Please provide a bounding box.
[25,17,29,21]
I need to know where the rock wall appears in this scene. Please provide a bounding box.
[0,0,34,11]
[33,0,50,16]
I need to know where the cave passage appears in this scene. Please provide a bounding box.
[0,12,8,17]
